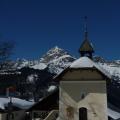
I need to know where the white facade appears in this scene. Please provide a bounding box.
[59,81,108,120]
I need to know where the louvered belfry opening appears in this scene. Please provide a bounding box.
[79,107,87,120]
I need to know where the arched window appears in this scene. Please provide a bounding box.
[79,107,87,120]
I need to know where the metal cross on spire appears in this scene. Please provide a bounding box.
[84,16,88,40]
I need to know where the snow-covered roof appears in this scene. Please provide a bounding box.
[70,57,111,79]
[70,57,95,68]
[0,97,34,110]
[47,85,57,92]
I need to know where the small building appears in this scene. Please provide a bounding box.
[56,56,111,120]
[0,97,33,120]
[27,89,59,120]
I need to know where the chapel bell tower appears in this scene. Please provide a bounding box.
[79,16,94,59]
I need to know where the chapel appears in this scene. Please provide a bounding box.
[55,23,110,120]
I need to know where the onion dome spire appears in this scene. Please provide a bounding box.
[79,16,94,59]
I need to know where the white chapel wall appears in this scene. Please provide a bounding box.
[59,81,108,120]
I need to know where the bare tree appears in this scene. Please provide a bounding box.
[0,41,14,70]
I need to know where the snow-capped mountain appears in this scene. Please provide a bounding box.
[40,46,75,73]
[12,46,75,74]
[11,47,120,79]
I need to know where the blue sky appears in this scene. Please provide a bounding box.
[0,0,120,60]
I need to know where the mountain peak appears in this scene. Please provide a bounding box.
[39,46,75,73]
[53,46,59,50]
[47,46,68,55]
[40,46,69,63]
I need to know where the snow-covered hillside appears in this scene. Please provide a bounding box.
[99,63,120,81]
[93,57,120,83]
